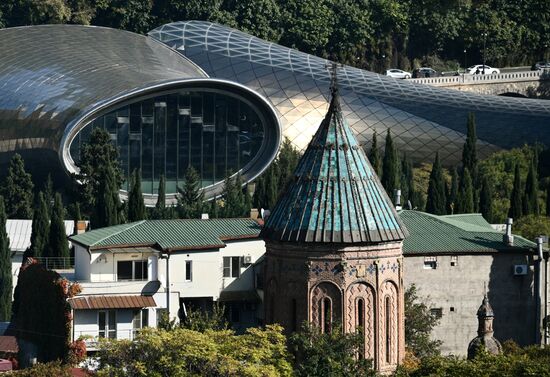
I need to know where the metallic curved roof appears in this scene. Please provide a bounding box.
[0,24,206,155]
[150,21,550,165]
[261,88,408,244]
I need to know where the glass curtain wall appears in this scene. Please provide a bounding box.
[69,90,265,194]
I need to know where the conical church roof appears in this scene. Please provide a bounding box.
[261,84,408,244]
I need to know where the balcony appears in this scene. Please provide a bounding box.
[33,257,74,270]
[74,329,142,350]
[77,280,161,296]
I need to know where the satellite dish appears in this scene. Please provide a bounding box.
[261,208,271,220]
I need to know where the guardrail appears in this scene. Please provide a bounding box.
[33,257,74,270]
[74,329,141,349]
[408,70,549,86]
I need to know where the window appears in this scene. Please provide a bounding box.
[356,298,365,329]
[98,310,116,339]
[385,297,391,363]
[117,260,148,281]
[223,256,241,278]
[450,256,458,266]
[430,308,443,318]
[423,257,437,270]
[321,298,332,334]
[133,309,149,335]
[185,261,192,281]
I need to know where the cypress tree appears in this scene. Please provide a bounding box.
[44,174,53,209]
[457,168,474,213]
[28,192,50,259]
[546,185,550,217]
[425,153,447,215]
[382,130,399,197]
[265,164,279,210]
[46,193,69,264]
[462,112,478,176]
[400,155,414,207]
[479,174,495,223]
[93,164,120,228]
[177,166,204,219]
[522,161,539,216]
[128,169,146,222]
[154,174,167,219]
[222,173,246,218]
[369,131,382,177]
[277,138,300,190]
[508,164,523,220]
[447,167,459,214]
[1,153,34,219]
[0,196,11,321]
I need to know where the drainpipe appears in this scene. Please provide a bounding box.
[536,237,543,345]
[159,253,171,320]
[545,244,549,346]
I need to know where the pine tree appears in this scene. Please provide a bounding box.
[457,168,474,213]
[382,130,399,197]
[508,164,523,220]
[46,194,69,266]
[128,169,146,222]
[425,153,447,215]
[447,167,459,214]
[369,131,382,177]
[479,174,495,223]
[177,166,204,219]
[0,196,11,321]
[154,174,167,219]
[28,192,50,259]
[1,153,34,219]
[522,160,539,216]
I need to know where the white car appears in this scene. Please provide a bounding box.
[467,65,500,75]
[385,69,411,79]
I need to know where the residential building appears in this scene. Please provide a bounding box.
[68,218,264,350]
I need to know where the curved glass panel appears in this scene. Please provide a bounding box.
[69,90,265,194]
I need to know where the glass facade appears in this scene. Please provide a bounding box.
[69,90,265,194]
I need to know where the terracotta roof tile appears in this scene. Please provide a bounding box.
[69,295,156,310]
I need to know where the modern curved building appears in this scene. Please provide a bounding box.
[1,22,550,201]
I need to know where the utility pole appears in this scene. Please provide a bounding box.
[482,32,488,74]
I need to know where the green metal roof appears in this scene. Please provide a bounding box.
[261,86,408,244]
[70,219,261,251]
[399,210,536,254]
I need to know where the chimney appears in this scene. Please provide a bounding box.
[394,189,402,211]
[536,236,544,260]
[201,213,209,220]
[75,220,87,235]
[503,218,514,246]
[250,208,260,219]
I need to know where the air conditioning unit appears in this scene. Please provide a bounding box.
[514,265,528,276]
[243,255,252,265]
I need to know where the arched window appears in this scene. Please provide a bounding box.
[385,296,391,363]
[321,297,332,334]
[356,298,364,329]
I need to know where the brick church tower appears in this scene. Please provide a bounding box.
[260,71,409,373]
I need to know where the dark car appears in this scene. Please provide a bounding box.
[412,67,440,78]
[531,62,550,70]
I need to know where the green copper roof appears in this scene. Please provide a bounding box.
[70,219,261,251]
[400,210,536,254]
[261,87,408,243]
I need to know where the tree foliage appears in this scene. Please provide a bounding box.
[382,130,399,199]
[508,164,523,220]
[289,323,376,377]
[404,284,441,359]
[513,215,550,242]
[45,193,69,261]
[479,174,495,223]
[11,262,80,366]
[28,192,50,259]
[456,168,474,214]
[1,153,34,219]
[425,153,447,215]
[127,169,146,222]
[177,166,204,219]
[94,325,293,377]
[522,160,539,216]
[369,131,382,177]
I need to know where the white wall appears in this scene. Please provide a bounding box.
[89,250,157,282]
[74,245,91,281]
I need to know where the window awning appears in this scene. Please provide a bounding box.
[69,295,156,310]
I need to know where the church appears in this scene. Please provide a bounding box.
[261,70,409,373]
